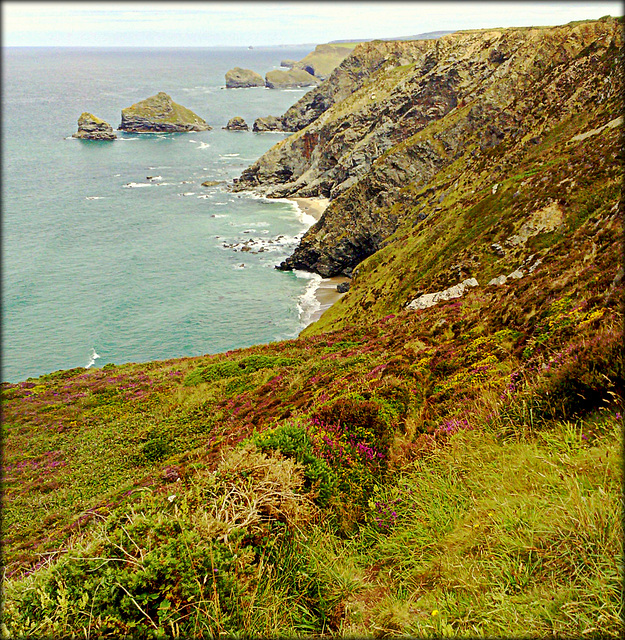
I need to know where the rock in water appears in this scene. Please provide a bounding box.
[253,115,285,132]
[265,69,320,89]
[118,92,211,133]
[224,116,249,131]
[72,112,116,140]
[225,67,265,88]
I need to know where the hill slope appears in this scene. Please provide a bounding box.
[2,17,623,639]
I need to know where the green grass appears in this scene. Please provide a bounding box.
[2,17,623,638]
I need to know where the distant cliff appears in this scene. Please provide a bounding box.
[232,18,623,281]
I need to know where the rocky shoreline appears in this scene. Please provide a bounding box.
[231,17,623,280]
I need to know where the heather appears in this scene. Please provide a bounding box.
[2,259,622,635]
[2,17,624,639]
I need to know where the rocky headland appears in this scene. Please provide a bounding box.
[71,112,117,140]
[5,18,623,639]
[289,43,355,80]
[225,67,265,88]
[230,18,622,283]
[118,92,211,133]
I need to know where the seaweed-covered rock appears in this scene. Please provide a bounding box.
[118,92,211,133]
[224,116,249,131]
[225,67,265,88]
[72,112,116,140]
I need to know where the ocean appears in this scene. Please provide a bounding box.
[2,46,324,383]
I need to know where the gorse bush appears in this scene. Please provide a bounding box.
[5,444,335,638]
[252,421,338,507]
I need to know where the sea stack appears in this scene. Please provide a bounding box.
[224,116,249,131]
[72,112,117,140]
[118,92,211,133]
[225,67,265,88]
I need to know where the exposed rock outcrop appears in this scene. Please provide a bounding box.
[265,69,320,89]
[406,278,479,310]
[280,59,297,69]
[253,115,286,132]
[72,113,116,140]
[224,116,249,131]
[225,67,265,88]
[237,18,622,277]
[118,92,211,133]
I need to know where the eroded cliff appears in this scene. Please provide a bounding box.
[232,18,622,278]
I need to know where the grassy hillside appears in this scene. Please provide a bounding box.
[2,253,622,636]
[2,18,623,639]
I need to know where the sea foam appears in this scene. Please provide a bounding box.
[85,348,100,369]
[295,271,323,326]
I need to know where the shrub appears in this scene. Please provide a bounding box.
[252,422,337,507]
[184,355,299,386]
[532,328,624,420]
[314,394,394,452]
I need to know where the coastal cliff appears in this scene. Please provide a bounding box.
[232,18,622,279]
[3,17,623,639]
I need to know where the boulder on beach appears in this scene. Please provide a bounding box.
[72,112,117,140]
[225,67,265,88]
[118,92,211,133]
[265,68,320,89]
[223,116,249,131]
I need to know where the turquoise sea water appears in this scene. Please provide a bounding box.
[2,46,320,383]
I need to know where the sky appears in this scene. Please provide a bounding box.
[3,1,622,47]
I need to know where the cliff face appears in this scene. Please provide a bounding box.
[232,18,622,278]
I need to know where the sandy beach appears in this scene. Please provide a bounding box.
[308,275,350,324]
[289,197,330,222]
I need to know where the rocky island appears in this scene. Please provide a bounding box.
[71,112,116,140]
[118,92,211,133]
[225,67,265,88]
[223,116,249,131]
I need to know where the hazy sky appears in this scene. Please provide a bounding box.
[3,1,622,47]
